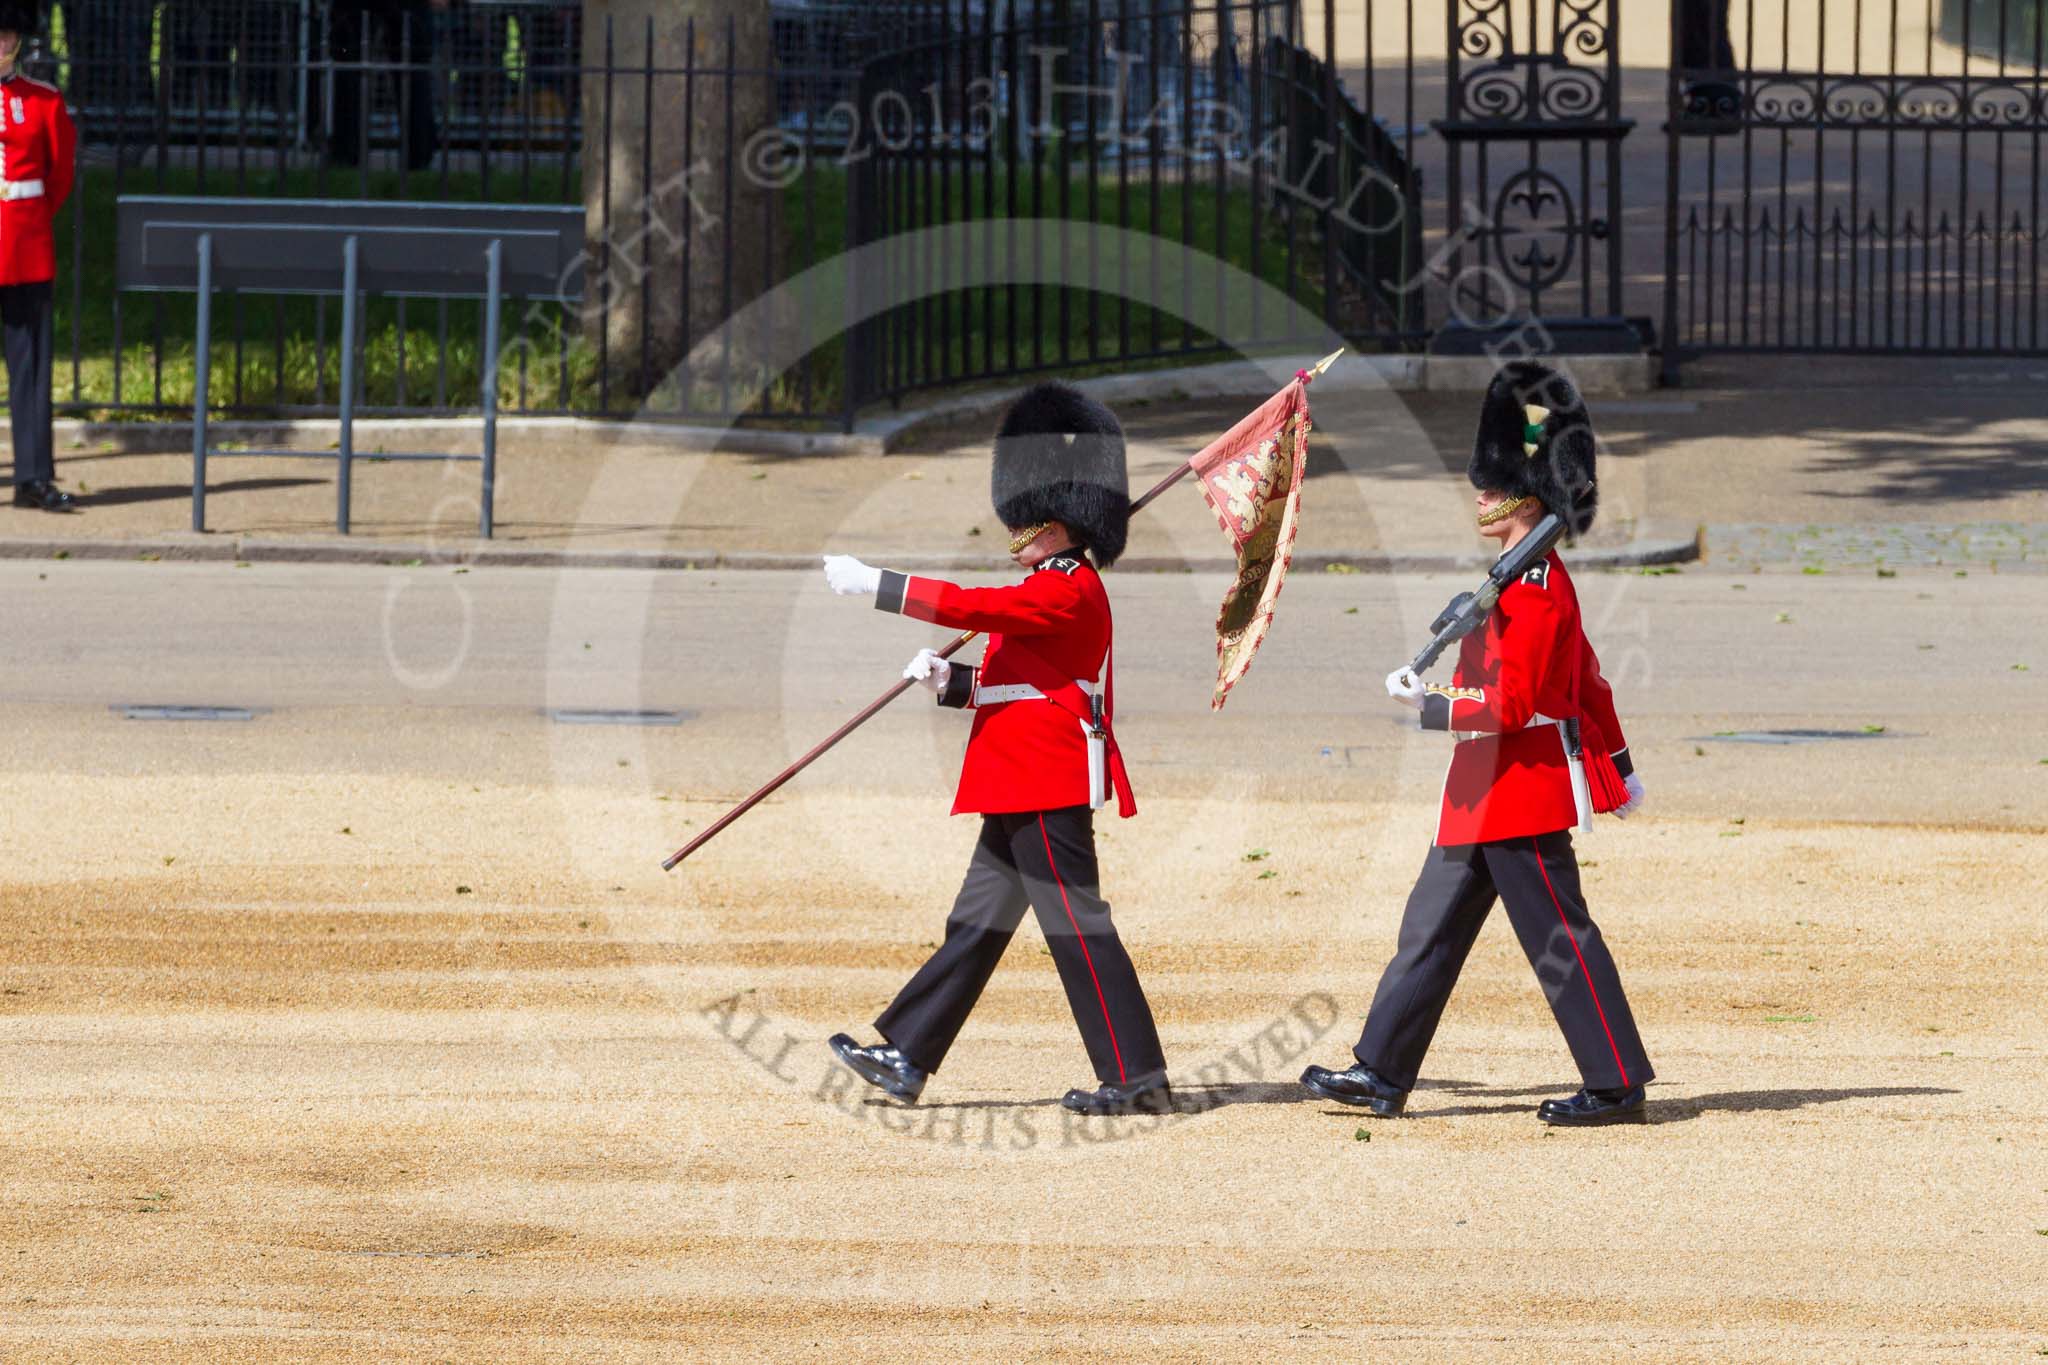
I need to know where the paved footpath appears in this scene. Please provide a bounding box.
[1,355,2040,571]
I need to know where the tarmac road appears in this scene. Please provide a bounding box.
[0,557,2039,825]
[1,558,2043,1359]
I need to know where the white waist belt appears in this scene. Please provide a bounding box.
[974,682,1046,705]
[0,179,45,201]
[972,679,1101,707]
[1452,711,1564,744]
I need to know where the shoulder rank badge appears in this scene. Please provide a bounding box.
[1521,559,1551,588]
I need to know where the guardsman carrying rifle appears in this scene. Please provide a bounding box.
[818,382,1172,1117]
[1302,362,1656,1126]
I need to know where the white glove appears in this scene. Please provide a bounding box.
[903,647,952,695]
[822,554,882,597]
[1385,667,1426,710]
[1613,773,1647,819]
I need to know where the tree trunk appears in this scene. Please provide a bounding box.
[581,0,777,406]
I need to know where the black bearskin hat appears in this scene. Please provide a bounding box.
[991,381,1131,568]
[1469,361,1599,538]
[0,1,38,38]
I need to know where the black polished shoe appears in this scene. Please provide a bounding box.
[1537,1085,1647,1126]
[827,1032,927,1103]
[1299,1062,1408,1116]
[1061,1074,1173,1117]
[12,481,74,512]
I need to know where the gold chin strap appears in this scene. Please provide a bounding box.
[1476,494,1532,528]
[1007,521,1053,555]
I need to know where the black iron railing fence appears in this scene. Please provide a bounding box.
[28,0,1444,429]
[28,0,1011,423]
[23,0,2046,431]
[842,0,1430,410]
[1664,0,2048,366]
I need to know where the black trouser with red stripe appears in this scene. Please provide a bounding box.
[2,282,55,487]
[877,805,1167,1088]
[1354,832,1653,1092]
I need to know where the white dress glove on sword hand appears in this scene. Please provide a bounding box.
[822,554,882,597]
[1385,667,1426,710]
[1613,773,1647,819]
[903,647,952,694]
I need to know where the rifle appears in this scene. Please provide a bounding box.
[1407,512,1567,675]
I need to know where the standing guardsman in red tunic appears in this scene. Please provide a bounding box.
[817,382,1172,1117]
[0,1,77,512]
[1301,362,1655,1126]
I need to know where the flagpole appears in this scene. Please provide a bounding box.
[661,352,1344,871]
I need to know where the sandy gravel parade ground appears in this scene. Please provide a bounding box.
[0,550,2042,1361]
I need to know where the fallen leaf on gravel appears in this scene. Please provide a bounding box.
[456,886,473,895]
[1242,848,1271,862]
[1353,1129,1370,1142]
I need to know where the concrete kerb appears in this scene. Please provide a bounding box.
[48,350,1655,462]
[0,526,1704,573]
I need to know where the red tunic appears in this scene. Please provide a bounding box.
[0,72,75,287]
[876,556,1134,818]
[1417,551,1632,846]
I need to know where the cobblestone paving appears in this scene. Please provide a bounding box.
[1707,521,2048,572]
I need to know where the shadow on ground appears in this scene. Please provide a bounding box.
[72,478,326,510]
[866,1081,1961,1121]
[1402,1083,1958,1122]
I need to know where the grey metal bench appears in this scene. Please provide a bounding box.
[115,196,586,537]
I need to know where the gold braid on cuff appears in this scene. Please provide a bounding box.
[1476,495,1532,528]
[1007,521,1053,555]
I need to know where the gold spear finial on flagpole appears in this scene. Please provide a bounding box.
[1306,348,1347,381]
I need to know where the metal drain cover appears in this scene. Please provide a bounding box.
[1697,729,1894,745]
[117,705,262,722]
[546,708,690,726]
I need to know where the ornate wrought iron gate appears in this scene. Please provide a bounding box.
[1663,0,2048,376]
[1434,0,1642,354]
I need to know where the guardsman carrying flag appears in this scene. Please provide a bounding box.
[0,1,76,513]
[817,382,1172,1117]
[1302,362,1656,1126]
